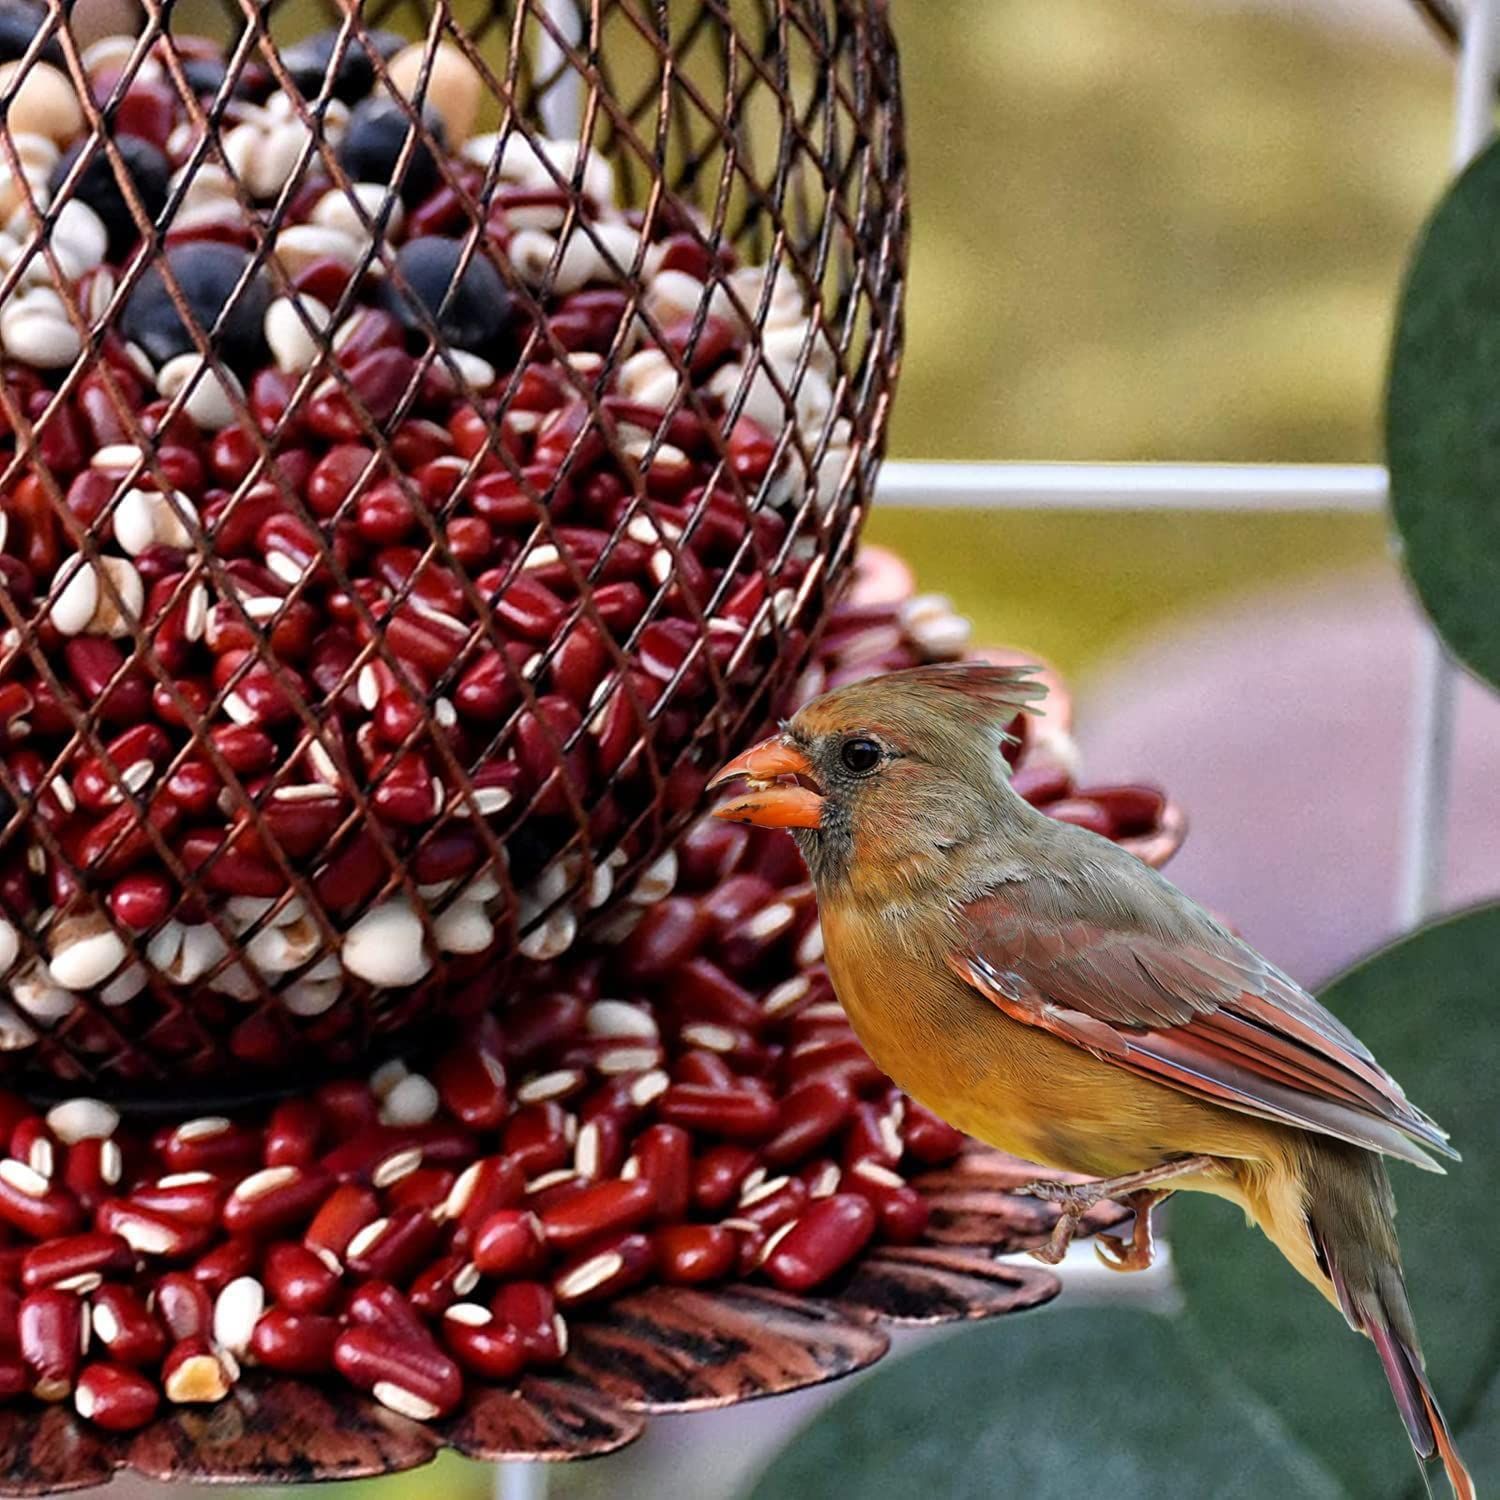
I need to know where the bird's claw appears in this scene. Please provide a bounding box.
[1092,1230,1153,1274]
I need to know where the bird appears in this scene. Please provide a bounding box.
[708,661,1474,1500]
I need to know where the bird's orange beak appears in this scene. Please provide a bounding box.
[707,736,823,829]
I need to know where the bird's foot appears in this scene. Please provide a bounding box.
[1092,1189,1168,1273]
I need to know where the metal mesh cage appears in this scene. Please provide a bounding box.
[0,0,907,1092]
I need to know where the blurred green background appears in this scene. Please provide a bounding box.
[168,2,1453,1496]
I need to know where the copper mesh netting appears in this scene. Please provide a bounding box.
[0,0,906,1093]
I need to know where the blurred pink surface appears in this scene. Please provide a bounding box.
[1078,566,1500,987]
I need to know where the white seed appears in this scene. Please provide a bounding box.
[52,200,108,280]
[616,347,679,410]
[368,1058,408,1098]
[740,1175,792,1208]
[169,923,228,985]
[99,1140,123,1185]
[174,1116,231,1142]
[449,349,495,390]
[280,976,341,1017]
[212,1276,264,1358]
[517,908,576,962]
[0,920,18,976]
[380,1073,439,1127]
[250,120,314,199]
[275,223,363,275]
[11,962,77,1021]
[157,353,243,432]
[0,302,80,368]
[263,293,331,374]
[852,1159,906,1189]
[630,851,677,904]
[47,925,126,991]
[45,1098,118,1145]
[554,1251,623,1301]
[145,920,185,975]
[433,901,493,956]
[0,1002,36,1050]
[342,900,430,987]
[47,558,99,636]
[312,182,403,242]
[506,227,559,286]
[372,1381,440,1422]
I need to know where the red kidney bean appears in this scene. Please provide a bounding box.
[344,1280,429,1345]
[333,1325,463,1420]
[691,1145,759,1214]
[264,1099,323,1169]
[0,1161,84,1241]
[631,1124,692,1221]
[654,1223,737,1285]
[617,897,712,982]
[491,1282,566,1365]
[151,1272,212,1342]
[441,1303,528,1380]
[657,1084,778,1142]
[552,1230,654,1306]
[250,1307,340,1375]
[344,1207,443,1284]
[18,1289,84,1401]
[762,1193,877,1292]
[500,1107,571,1178]
[222,1164,331,1237]
[408,1254,481,1319]
[90,1286,166,1369]
[161,1336,235,1404]
[129,1173,225,1226]
[386,1168,455,1216]
[538,1177,657,1253]
[762,1079,854,1168]
[844,1160,931,1245]
[74,1361,160,1431]
[160,1118,260,1176]
[303,1182,380,1272]
[900,1101,965,1165]
[20,1233,132,1294]
[263,1242,340,1313]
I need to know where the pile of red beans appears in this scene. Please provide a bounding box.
[0,575,1174,1433]
[0,19,856,1073]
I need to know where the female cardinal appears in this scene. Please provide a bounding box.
[709,662,1473,1499]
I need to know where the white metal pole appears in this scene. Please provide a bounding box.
[495,1462,551,1500]
[1396,0,1499,929]
[536,0,583,140]
[874,461,1385,512]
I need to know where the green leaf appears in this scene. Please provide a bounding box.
[1173,903,1500,1498]
[1387,139,1500,691]
[740,1308,1343,1500]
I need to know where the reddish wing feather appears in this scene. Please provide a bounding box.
[952,889,1452,1172]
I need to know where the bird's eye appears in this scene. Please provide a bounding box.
[839,737,883,775]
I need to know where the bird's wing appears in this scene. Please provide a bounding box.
[950,869,1454,1172]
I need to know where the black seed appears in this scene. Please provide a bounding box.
[283,27,406,106]
[51,136,170,261]
[181,57,229,97]
[338,97,445,207]
[379,236,513,354]
[120,243,270,373]
[0,2,62,67]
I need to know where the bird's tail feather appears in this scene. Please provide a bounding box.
[1302,1142,1475,1500]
